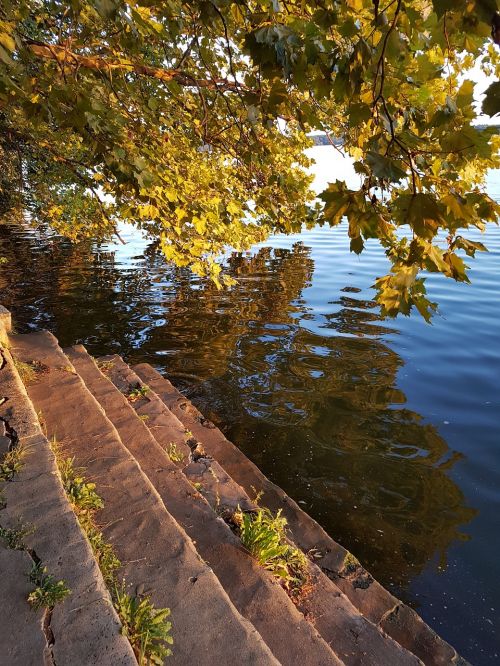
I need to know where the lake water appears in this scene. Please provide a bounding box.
[1,147,499,662]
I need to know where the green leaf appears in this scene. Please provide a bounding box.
[366,152,407,182]
[482,81,500,116]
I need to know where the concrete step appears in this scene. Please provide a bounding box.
[68,345,343,666]
[0,340,136,665]
[100,354,422,666]
[9,331,278,666]
[133,363,466,666]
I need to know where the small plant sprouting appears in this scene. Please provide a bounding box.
[235,507,308,591]
[114,582,173,665]
[50,441,173,659]
[190,481,203,492]
[81,518,121,585]
[138,414,149,422]
[13,359,37,384]
[166,443,185,464]
[51,444,120,584]
[0,445,24,481]
[28,562,70,610]
[127,383,150,402]
[59,457,104,512]
[0,523,34,550]
[13,359,47,385]
[97,359,115,374]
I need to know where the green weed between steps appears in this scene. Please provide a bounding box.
[51,439,173,662]
[234,507,308,592]
[166,442,185,464]
[28,562,70,610]
[0,435,69,612]
[13,358,47,385]
[115,582,173,664]
[0,522,34,550]
[0,524,69,610]
[127,383,150,401]
[0,445,24,481]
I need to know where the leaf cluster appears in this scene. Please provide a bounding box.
[1,0,500,317]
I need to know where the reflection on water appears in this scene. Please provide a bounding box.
[0,220,483,652]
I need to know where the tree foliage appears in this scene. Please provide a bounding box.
[1,0,500,317]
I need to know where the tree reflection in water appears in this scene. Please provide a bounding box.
[0,222,476,603]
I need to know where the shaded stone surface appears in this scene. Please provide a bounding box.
[0,542,47,666]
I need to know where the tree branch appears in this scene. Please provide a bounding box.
[28,41,250,92]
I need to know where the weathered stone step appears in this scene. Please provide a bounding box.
[68,346,344,666]
[0,337,136,664]
[133,363,466,666]
[101,354,422,666]
[10,331,277,666]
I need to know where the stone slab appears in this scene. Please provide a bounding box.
[0,342,136,666]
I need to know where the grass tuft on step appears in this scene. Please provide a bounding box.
[0,445,24,481]
[0,523,34,550]
[13,358,47,384]
[28,562,70,610]
[166,442,185,464]
[235,507,308,592]
[115,582,173,665]
[127,383,150,402]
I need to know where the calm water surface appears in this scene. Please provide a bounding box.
[1,148,499,663]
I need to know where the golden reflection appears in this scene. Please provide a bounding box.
[0,223,476,593]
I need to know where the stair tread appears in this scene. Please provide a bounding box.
[101,354,422,666]
[133,362,464,666]
[11,332,277,666]
[69,346,343,666]
[0,343,136,666]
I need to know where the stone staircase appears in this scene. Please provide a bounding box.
[0,307,467,665]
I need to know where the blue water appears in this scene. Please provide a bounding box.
[0,147,499,662]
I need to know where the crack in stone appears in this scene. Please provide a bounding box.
[26,548,58,666]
